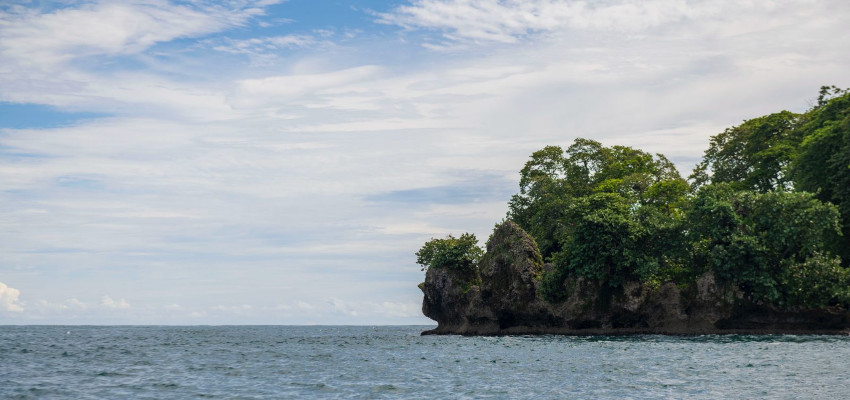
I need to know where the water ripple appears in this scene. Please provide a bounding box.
[0,326,848,399]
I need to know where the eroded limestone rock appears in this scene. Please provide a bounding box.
[421,221,850,335]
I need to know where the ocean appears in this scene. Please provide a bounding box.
[1,325,848,399]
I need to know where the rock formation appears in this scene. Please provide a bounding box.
[421,221,850,335]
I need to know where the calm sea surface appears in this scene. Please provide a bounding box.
[1,325,848,399]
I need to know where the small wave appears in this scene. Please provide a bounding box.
[290,382,327,388]
[95,371,128,377]
[152,383,180,389]
[371,384,403,393]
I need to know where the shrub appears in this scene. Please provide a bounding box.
[415,233,483,273]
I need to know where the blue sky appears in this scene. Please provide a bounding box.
[1,0,849,324]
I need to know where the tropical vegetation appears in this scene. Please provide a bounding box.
[417,87,850,309]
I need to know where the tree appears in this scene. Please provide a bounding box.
[415,233,483,273]
[816,85,849,108]
[790,91,850,264]
[686,184,846,307]
[508,146,571,258]
[690,111,800,192]
[509,138,688,261]
[553,193,662,288]
[691,88,850,266]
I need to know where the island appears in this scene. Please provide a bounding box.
[418,87,850,335]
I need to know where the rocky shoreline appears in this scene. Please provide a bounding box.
[420,221,850,336]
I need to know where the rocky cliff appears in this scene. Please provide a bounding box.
[420,221,850,335]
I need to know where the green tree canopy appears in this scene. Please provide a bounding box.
[553,193,661,288]
[689,88,850,265]
[686,184,846,307]
[690,111,800,192]
[790,90,850,263]
[415,233,483,273]
[508,138,689,261]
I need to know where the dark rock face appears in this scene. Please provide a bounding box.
[421,221,850,335]
[477,221,548,329]
[421,266,497,334]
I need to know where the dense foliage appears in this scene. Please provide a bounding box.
[507,139,688,262]
[415,233,483,273]
[690,111,800,192]
[420,87,850,310]
[791,88,850,263]
[687,185,847,307]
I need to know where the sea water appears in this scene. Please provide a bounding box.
[1,325,848,399]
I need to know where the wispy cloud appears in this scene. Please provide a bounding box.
[0,0,269,67]
[0,0,276,111]
[34,298,87,313]
[366,170,515,205]
[214,34,317,51]
[232,65,384,108]
[207,34,335,65]
[376,0,812,45]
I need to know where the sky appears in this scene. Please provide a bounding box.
[1,0,849,325]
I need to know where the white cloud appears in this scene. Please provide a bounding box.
[209,34,333,66]
[0,1,277,113]
[328,297,358,316]
[31,298,87,315]
[232,65,383,108]
[63,298,87,310]
[376,222,456,236]
[377,0,809,45]
[0,1,265,66]
[101,295,130,309]
[213,34,319,54]
[0,281,24,312]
